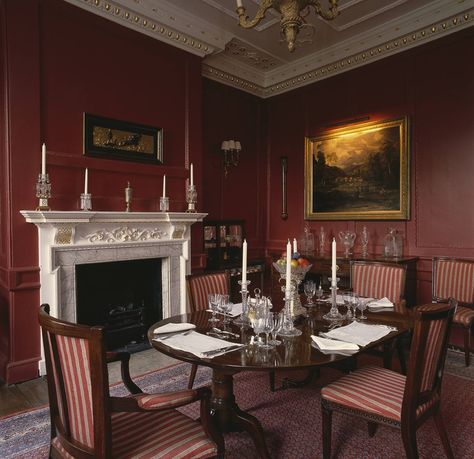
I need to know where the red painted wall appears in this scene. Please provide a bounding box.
[263,27,474,305]
[0,0,203,383]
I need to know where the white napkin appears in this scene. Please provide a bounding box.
[153,323,196,334]
[311,335,359,351]
[153,331,244,358]
[368,297,394,310]
[207,302,243,318]
[323,321,393,347]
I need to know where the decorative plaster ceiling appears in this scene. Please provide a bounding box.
[65,0,474,98]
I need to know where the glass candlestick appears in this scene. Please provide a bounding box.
[80,193,92,211]
[36,173,51,211]
[323,277,344,321]
[234,280,251,327]
[278,284,302,337]
[159,196,169,212]
[186,184,197,213]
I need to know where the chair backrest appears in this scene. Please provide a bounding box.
[39,304,111,458]
[402,300,456,422]
[186,271,230,312]
[432,257,474,305]
[350,261,407,304]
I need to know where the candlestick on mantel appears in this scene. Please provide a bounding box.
[162,175,166,198]
[293,238,298,253]
[190,163,194,187]
[331,237,337,283]
[236,0,243,8]
[41,143,46,175]
[84,168,88,195]
[242,239,247,284]
[285,240,292,298]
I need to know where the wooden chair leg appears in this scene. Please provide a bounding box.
[188,363,198,389]
[321,402,333,459]
[269,370,275,392]
[401,425,419,459]
[367,421,377,437]
[433,410,454,459]
[464,326,471,367]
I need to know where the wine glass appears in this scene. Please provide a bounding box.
[268,312,282,345]
[357,296,368,320]
[260,314,274,349]
[219,298,233,325]
[315,282,324,302]
[208,293,220,323]
[304,280,316,307]
[342,291,353,320]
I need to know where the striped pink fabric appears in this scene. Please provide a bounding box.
[188,273,228,311]
[454,306,474,326]
[56,335,94,448]
[434,259,474,304]
[51,437,75,458]
[418,316,446,392]
[321,366,435,422]
[47,332,66,429]
[111,408,217,458]
[136,390,196,410]
[352,264,404,304]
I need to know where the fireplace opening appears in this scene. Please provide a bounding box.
[76,258,162,350]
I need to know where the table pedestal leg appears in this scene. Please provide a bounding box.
[210,369,271,459]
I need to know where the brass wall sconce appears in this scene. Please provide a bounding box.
[236,0,339,53]
[221,140,241,177]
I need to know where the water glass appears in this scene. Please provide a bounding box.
[304,280,316,306]
[357,296,368,320]
[208,293,220,323]
[220,299,233,324]
[342,291,353,320]
[268,312,282,345]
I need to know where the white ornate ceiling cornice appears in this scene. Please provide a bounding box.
[64,0,474,98]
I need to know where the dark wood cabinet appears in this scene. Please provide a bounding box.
[203,220,264,303]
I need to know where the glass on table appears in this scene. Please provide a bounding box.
[219,298,233,324]
[268,312,282,346]
[208,293,220,323]
[304,280,316,306]
[357,296,368,320]
[341,291,354,320]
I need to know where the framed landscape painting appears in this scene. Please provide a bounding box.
[84,113,163,164]
[304,117,409,220]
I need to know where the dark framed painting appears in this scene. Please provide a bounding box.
[304,117,410,220]
[83,113,163,164]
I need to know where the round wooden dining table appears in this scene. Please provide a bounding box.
[148,306,412,458]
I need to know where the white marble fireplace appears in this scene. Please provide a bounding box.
[21,210,206,374]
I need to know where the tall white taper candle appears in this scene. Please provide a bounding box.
[84,168,88,194]
[286,240,292,297]
[236,0,243,8]
[242,239,247,284]
[162,175,166,198]
[41,143,46,175]
[293,238,298,253]
[331,238,337,283]
[190,163,194,187]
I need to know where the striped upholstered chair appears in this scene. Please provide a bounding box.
[39,304,224,459]
[321,300,456,459]
[432,257,474,366]
[186,271,230,388]
[350,260,408,372]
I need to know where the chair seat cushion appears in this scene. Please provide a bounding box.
[111,408,217,459]
[321,366,437,422]
[453,306,474,327]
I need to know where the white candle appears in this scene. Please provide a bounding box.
[242,239,247,284]
[190,163,194,187]
[84,168,88,194]
[285,240,292,297]
[236,0,243,8]
[331,237,337,283]
[162,175,166,198]
[293,238,298,253]
[41,143,46,175]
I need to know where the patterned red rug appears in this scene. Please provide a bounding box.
[1,357,473,458]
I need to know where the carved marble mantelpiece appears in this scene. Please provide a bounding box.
[21,210,207,374]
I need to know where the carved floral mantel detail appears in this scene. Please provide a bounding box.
[87,226,167,243]
[21,210,207,375]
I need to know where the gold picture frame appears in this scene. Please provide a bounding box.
[304,117,410,220]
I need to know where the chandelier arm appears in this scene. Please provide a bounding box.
[237,0,275,29]
[307,0,339,21]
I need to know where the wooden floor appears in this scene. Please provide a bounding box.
[0,348,179,418]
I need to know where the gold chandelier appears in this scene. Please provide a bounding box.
[236,0,339,52]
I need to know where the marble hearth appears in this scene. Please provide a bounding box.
[21,211,207,374]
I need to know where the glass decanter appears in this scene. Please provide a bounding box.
[338,230,356,258]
